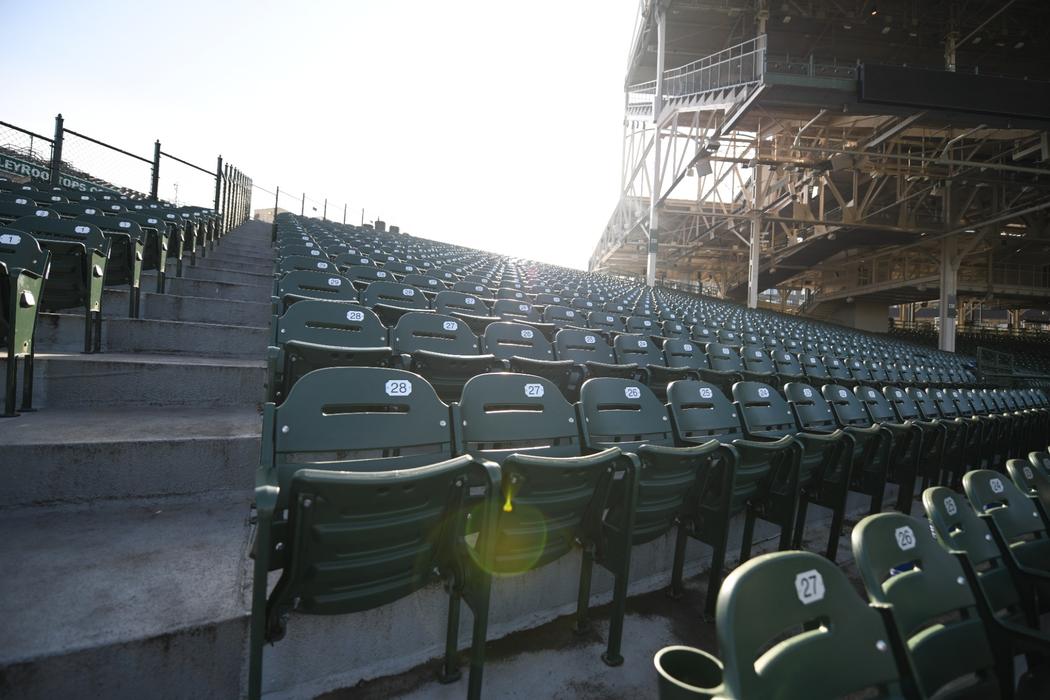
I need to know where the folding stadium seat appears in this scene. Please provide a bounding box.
[401,272,444,295]
[1,227,48,416]
[715,551,910,700]
[390,311,498,402]
[434,290,490,317]
[968,389,1012,469]
[249,368,500,700]
[822,355,857,389]
[541,304,583,328]
[662,338,707,374]
[587,311,624,333]
[964,470,1050,581]
[359,280,429,325]
[481,321,575,395]
[273,270,358,314]
[613,333,691,399]
[452,280,490,296]
[625,315,657,334]
[333,253,376,271]
[491,299,542,324]
[577,377,722,597]
[570,297,598,313]
[716,329,739,346]
[383,260,417,277]
[736,381,850,560]
[1006,456,1050,526]
[664,380,800,613]
[7,213,109,353]
[267,300,393,403]
[456,372,638,666]
[907,387,967,486]
[929,387,981,479]
[278,254,337,275]
[690,325,714,344]
[851,512,1006,698]
[820,385,896,515]
[660,320,687,339]
[739,344,778,385]
[552,328,641,385]
[342,264,397,290]
[847,386,924,513]
[740,331,761,346]
[122,212,172,293]
[770,349,807,385]
[924,486,1050,663]
[697,342,744,396]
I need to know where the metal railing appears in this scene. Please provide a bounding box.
[627,35,767,106]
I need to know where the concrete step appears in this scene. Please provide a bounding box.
[0,352,264,410]
[0,407,259,507]
[102,289,272,327]
[34,313,268,357]
[178,264,273,287]
[193,256,273,274]
[0,495,250,699]
[142,273,272,303]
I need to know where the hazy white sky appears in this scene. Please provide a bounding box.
[2,0,639,269]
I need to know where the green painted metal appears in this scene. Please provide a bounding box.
[852,512,1002,697]
[457,372,639,666]
[267,300,393,402]
[0,227,49,416]
[666,379,801,615]
[717,550,909,700]
[822,383,892,514]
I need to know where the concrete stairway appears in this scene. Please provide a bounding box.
[0,220,271,698]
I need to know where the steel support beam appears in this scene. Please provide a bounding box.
[938,236,959,352]
[646,5,666,288]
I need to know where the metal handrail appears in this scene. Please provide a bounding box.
[627,35,766,101]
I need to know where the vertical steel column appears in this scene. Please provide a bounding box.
[646,5,667,288]
[747,163,763,310]
[50,114,64,187]
[150,140,161,199]
[938,236,959,352]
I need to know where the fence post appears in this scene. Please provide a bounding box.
[300,193,305,216]
[272,185,280,243]
[150,140,161,199]
[222,164,231,232]
[323,198,327,221]
[214,155,223,214]
[50,113,64,187]
[343,203,347,224]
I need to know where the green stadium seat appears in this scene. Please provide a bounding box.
[391,311,499,402]
[0,227,49,416]
[74,213,146,318]
[736,381,848,560]
[8,213,109,353]
[851,512,1004,697]
[822,384,892,515]
[667,379,801,614]
[250,367,500,700]
[457,372,639,666]
[716,550,910,699]
[267,300,393,402]
[273,270,358,314]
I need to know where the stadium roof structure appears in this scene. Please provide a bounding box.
[589,0,1050,351]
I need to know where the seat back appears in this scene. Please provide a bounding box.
[852,513,998,698]
[553,328,615,365]
[963,469,1050,571]
[542,304,581,327]
[801,353,829,379]
[733,381,796,439]
[276,270,358,305]
[482,321,554,361]
[717,551,906,700]
[392,312,480,355]
[458,373,580,462]
[922,486,1027,622]
[613,333,663,367]
[578,378,674,451]
[433,290,489,316]
[772,350,804,377]
[360,280,429,310]
[823,384,874,428]
[492,299,541,322]
[275,300,387,349]
[741,345,774,374]
[667,380,744,443]
[705,343,743,372]
[277,254,334,275]
[784,382,837,432]
[663,338,706,370]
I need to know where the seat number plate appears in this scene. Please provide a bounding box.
[895,526,916,551]
[758,387,770,398]
[346,310,365,322]
[524,383,544,398]
[625,386,641,399]
[327,277,342,287]
[990,478,1005,493]
[385,380,412,396]
[795,569,825,604]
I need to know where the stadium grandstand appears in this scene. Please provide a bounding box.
[4,1,1050,699]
